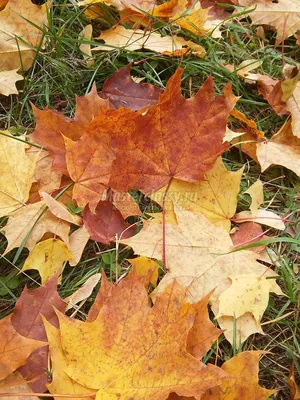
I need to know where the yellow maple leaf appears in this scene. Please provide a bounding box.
[0,69,23,96]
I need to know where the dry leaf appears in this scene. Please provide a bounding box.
[122,209,282,343]
[0,371,40,400]
[128,256,159,286]
[41,192,82,226]
[56,273,227,398]
[244,179,264,217]
[0,132,36,217]
[78,0,156,12]
[257,119,300,177]
[0,69,23,96]
[21,238,73,284]
[11,274,66,392]
[234,209,285,230]
[226,59,262,78]
[288,362,300,400]
[94,25,206,57]
[202,351,276,399]
[231,222,266,253]
[0,314,44,381]
[0,0,48,71]
[68,226,90,266]
[79,24,94,67]
[66,273,101,311]
[43,319,95,400]
[246,0,300,44]
[150,157,244,231]
[2,201,70,255]
[100,64,162,111]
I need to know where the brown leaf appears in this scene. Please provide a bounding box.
[87,272,113,322]
[83,200,135,245]
[288,362,300,400]
[100,65,162,111]
[0,371,40,400]
[11,274,66,392]
[231,222,266,252]
[0,314,44,381]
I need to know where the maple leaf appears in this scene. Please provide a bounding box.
[0,132,36,218]
[283,67,300,138]
[0,314,44,381]
[100,65,162,111]
[2,200,70,255]
[234,209,285,230]
[82,201,135,244]
[11,274,66,392]
[54,272,227,399]
[84,68,237,196]
[202,351,276,399]
[21,238,73,284]
[0,69,23,96]
[87,272,114,322]
[256,119,300,177]
[0,0,48,72]
[246,0,300,44]
[79,24,94,67]
[43,318,95,399]
[149,157,243,231]
[94,26,206,57]
[288,362,300,400]
[77,0,156,12]
[30,84,108,174]
[122,210,282,343]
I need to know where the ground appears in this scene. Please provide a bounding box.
[0,1,299,399]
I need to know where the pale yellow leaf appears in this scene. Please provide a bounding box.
[21,238,73,284]
[234,209,285,230]
[0,69,23,96]
[94,26,206,58]
[244,179,264,217]
[41,192,82,226]
[0,132,36,217]
[79,24,94,67]
[78,0,155,11]
[150,157,244,231]
[66,273,101,311]
[68,226,90,266]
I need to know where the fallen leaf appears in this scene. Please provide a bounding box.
[94,25,206,57]
[66,273,101,311]
[68,226,90,266]
[122,209,282,343]
[83,201,135,245]
[77,0,156,12]
[56,272,227,398]
[41,192,82,226]
[226,59,263,78]
[244,179,264,217]
[26,149,62,196]
[100,65,162,111]
[202,351,276,399]
[128,256,159,286]
[256,119,300,177]
[245,0,300,44]
[2,201,70,255]
[43,319,95,399]
[87,272,114,322]
[0,314,44,381]
[187,291,222,360]
[108,190,141,219]
[216,274,279,323]
[0,132,36,217]
[234,209,285,230]
[79,24,94,67]
[11,274,66,392]
[288,362,300,400]
[0,0,48,71]
[0,69,23,96]
[283,67,300,138]
[30,84,107,174]
[149,157,243,232]
[0,371,40,400]
[231,222,266,253]
[86,68,237,195]
[21,238,73,284]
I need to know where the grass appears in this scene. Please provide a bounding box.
[0,0,299,399]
